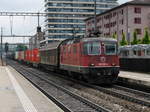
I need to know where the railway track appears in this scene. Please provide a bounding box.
[9,60,150,110]
[9,61,111,112]
[117,79,150,93]
[91,85,150,107]
[27,65,150,107]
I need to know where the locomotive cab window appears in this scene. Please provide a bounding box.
[147,49,150,56]
[138,49,146,56]
[104,43,117,55]
[120,51,129,57]
[83,42,101,55]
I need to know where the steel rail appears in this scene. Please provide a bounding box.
[11,65,72,112]
[10,62,111,112]
[34,66,150,107]
[9,60,150,107]
[113,85,150,98]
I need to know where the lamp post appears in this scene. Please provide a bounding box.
[127,28,130,44]
[94,0,97,34]
[0,27,3,66]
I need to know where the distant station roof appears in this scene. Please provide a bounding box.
[40,40,62,51]
[81,37,117,42]
[85,0,150,21]
[132,44,149,50]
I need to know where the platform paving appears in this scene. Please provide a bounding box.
[0,59,6,66]
[0,66,64,112]
[119,71,150,87]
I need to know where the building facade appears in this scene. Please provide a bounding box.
[44,0,118,41]
[29,27,44,49]
[85,0,150,43]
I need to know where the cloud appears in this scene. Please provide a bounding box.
[0,0,44,11]
[0,0,130,43]
[0,0,44,43]
[118,0,132,4]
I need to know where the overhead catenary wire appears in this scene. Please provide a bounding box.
[22,16,26,43]
[9,16,13,35]
[1,11,46,44]
[9,16,14,43]
[28,20,45,35]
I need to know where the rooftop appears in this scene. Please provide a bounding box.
[85,0,150,21]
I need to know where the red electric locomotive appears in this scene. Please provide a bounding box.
[60,37,119,84]
[14,37,119,85]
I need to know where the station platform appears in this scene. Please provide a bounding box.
[0,66,63,112]
[118,71,150,88]
[0,59,6,66]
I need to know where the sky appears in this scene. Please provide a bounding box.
[0,0,130,43]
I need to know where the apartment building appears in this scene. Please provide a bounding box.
[85,0,150,43]
[44,0,118,42]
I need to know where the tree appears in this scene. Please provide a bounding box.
[112,32,117,39]
[15,44,28,51]
[120,32,128,46]
[142,28,150,44]
[131,30,138,45]
[137,39,142,44]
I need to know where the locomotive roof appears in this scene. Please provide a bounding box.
[61,37,117,45]
[119,44,150,51]
[40,37,117,51]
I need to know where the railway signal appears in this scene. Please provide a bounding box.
[5,42,9,53]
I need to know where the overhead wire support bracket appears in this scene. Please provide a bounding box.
[2,35,33,37]
[0,12,46,16]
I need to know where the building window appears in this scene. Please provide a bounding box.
[121,9,124,15]
[134,7,141,13]
[110,23,112,27]
[119,19,124,25]
[134,18,141,24]
[122,19,124,25]
[120,30,123,34]
[97,17,101,22]
[113,12,116,17]
[135,29,142,35]
[97,26,101,29]
[110,13,112,18]
[87,22,90,25]
[113,21,116,27]
[122,30,124,34]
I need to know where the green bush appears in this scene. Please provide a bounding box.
[131,30,138,45]
[120,32,128,46]
[142,28,150,44]
[112,32,117,39]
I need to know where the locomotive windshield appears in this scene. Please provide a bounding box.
[83,42,101,55]
[104,43,117,55]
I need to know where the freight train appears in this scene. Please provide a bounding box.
[13,37,119,84]
[119,44,150,72]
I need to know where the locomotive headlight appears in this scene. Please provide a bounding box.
[90,64,95,66]
[112,63,116,66]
